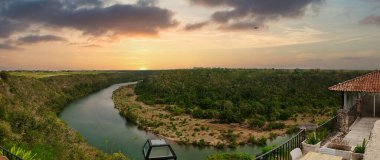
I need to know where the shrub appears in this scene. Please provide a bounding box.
[215,142,226,149]
[221,129,238,143]
[256,137,267,146]
[261,145,277,154]
[123,110,138,124]
[228,141,238,149]
[306,132,320,145]
[166,105,185,116]
[192,139,208,147]
[279,110,292,120]
[0,71,8,81]
[192,108,216,119]
[206,153,253,160]
[248,118,265,129]
[354,139,367,153]
[285,125,299,134]
[109,152,128,160]
[247,136,256,145]
[269,132,278,140]
[10,146,39,160]
[175,131,182,136]
[266,122,285,130]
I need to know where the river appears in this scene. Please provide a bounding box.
[59,82,292,160]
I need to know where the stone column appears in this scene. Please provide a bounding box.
[337,109,349,134]
[355,99,362,117]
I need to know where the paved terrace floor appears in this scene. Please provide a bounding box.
[344,117,379,146]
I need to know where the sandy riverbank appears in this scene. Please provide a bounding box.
[112,85,332,148]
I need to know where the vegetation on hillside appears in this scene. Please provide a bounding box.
[135,69,367,125]
[7,71,110,79]
[0,71,148,159]
[206,153,253,160]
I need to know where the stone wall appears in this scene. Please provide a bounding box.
[337,109,349,134]
[364,120,380,160]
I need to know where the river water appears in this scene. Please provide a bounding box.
[59,82,292,160]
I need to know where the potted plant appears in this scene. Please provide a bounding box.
[352,139,367,160]
[327,137,352,160]
[302,132,321,154]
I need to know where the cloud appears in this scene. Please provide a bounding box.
[0,18,28,38]
[81,44,102,48]
[0,43,19,50]
[219,22,267,31]
[360,14,380,26]
[17,35,66,44]
[137,0,158,7]
[0,0,178,38]
[184,21,209,31]
[189,0,323,31]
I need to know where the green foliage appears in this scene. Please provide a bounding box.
[10,146,39,160]
[165,105,185,116]
[135,69,366,123]
[261,145,277,154]
[269,132,278,140]
[206,153,253,160]
[221,129,238,144]
[0,71,9,81]
[256,137,268,146]
[354,139,367,153]
[247,136,256,145]
[266,122,285,130]
[7,71,108,79]
[192,139,208,147]
[279,110,292,120]
[306,132,320,145]
[192,108,217,119]
[122,109,138,124]
[248,117,265,129]
[316,128,329,141]
[0,71,147,159]
[285,125,300,134]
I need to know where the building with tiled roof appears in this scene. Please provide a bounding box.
[329,70,380,118]
[329,70,380,93]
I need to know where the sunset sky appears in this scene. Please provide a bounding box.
[0,0,380,70]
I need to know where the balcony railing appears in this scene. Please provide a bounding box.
[315,116,338,143]
[255,115,338,160]
[256,129,306,160]
[0,145,23,160]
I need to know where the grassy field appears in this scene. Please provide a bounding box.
[8,71,115,78]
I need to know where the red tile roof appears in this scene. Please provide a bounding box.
[329,70,380,93]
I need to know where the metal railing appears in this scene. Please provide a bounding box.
[255,115,338,160]
[0,145,23,160]
[315,116,338,143]
[255,129,306,160]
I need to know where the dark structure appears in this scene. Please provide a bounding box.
[143,139,177,160]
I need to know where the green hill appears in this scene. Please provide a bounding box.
[0,71,146,159]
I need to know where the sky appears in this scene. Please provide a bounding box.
[0,0,380,70]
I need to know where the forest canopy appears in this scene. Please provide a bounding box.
[135,69,367,123]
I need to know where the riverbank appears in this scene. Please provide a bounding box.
[112,85,332,148]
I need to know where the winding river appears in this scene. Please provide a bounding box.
[59,82,292,160]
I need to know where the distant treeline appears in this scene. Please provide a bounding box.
[0,71,148,160]
[135,69,368,124]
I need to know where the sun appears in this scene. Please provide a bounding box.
[139,67,148,70]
